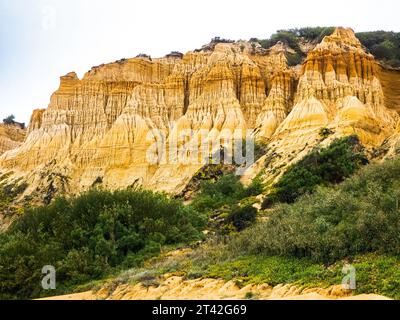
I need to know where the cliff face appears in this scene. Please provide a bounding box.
[243,28,399,185]
[1,27,399,201]
[0,124,25,156]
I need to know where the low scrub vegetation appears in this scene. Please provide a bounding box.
[190,173,263,233]
[226,205,257,232]
[0,188,206,299]
[357,31,400,68]
[0,179,28,214]
[190,174,263,214]
[2,135,400,299]
[231,156,400,263]
[110,246,400,299]
[251,28,400,68]
[250,27,336,66]
[201,253,400,299]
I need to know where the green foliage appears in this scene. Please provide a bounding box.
[232,156,400,263]
[294,27,336,42]
[319,127,334,138]
[251,27,336,66]
[244,291,255,299]
[204,255,336,287]
[0,181,28,213]
[106,244,400,299]
[3,115,15,125]
[270,31,303,53]
[252,28,400,68]
[190,174,263,234]
[190,174,245,213]
[262,136,368,207]
[356,31,400,67]
[0,188,206,299]
[199,253,400,299]
[253,30,306,65]
[285,52,303,66]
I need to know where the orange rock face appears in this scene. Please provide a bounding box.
[0,28,399,199]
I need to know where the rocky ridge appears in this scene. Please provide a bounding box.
[0,123,26,156]
[1,27,400,202]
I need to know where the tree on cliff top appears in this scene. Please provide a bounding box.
[3,114,15,125]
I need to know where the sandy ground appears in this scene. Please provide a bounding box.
[38,276,391,300]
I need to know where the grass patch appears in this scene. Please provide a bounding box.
[203,255,336,288]
[96,247,400,299]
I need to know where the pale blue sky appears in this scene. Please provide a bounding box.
[0,0,399,124]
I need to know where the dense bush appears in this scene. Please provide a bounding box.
[191,174,263,214]
[356,31,400,67]
[285,52,303,67]
[250,27,336,66]
[190,174,263,234]
[0,188,206,299]
[226,205,257,231]
[251,28,400,68]
[2,114,15,125]
[231,156,400,263]
[262,136,368,208]
[295,27,335,42]
[0,180,28,213]
[252,30,305,64]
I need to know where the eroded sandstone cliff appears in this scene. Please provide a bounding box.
[0,123,25,156]
[1,27,400,202]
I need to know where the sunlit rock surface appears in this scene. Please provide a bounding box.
[1,28,400,199]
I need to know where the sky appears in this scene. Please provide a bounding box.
[0,0,399,124]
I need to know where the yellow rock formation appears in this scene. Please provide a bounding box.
[243,27,399,185]
[0,123,25,156]
[1,28,399,198]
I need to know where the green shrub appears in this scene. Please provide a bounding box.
[286,52,304,66]
[262,135,368,207]
[270,31,302,53]
[356,31,400,68]
[0,181,28,213]
[226,205,257,231]
[296,27,335,42]
[0,188,206,299]
[254,30,306,64]
[2,115,15,125]
[231,156,400,263]
[251,27,336,67]
[333,29,400,67]
[191,173,263,214]
[190,174,244,212]
[251,28,400,68]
